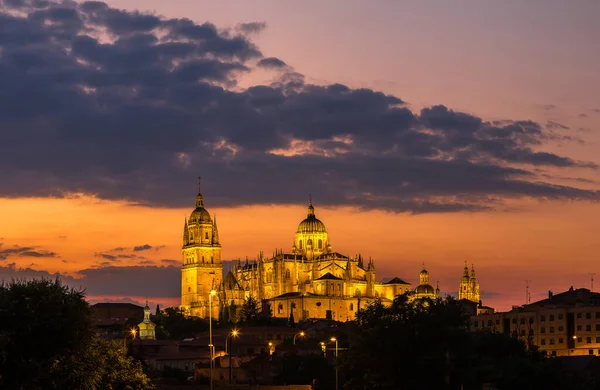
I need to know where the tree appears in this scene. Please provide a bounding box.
[155,304,160,316]
[239,296,260,324]
[159,307,208,339]
[341,296,583,390]
[0,279,154,390]
[93,339,155,389]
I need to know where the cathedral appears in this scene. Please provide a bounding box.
[180,182,483,320]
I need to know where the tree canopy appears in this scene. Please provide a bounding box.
[0,278,154,390]
[341,296,586,390]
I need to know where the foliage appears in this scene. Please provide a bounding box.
[156,307,208,339]
[94,340,155,390]
[341,296,584,390]
[274,354,333,387]
[239,296,260,324]
[0,278,154,390]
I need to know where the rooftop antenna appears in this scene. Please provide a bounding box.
[525,280,531,304]
[590,273,596,292]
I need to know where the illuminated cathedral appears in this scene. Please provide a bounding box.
[180,182,483,319]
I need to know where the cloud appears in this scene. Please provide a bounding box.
[133,244,153,252]
[236,21,267,35]
[257,57,288,69]
[161,259,179,266]
[0,1,598,214]
[0,245,58,260]
[0,263,180,298]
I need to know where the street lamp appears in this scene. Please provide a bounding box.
[123,328,136,349]
[320,341,326,356]
[226,329,239,384]
[331,337,339,390]
[293,331,305,345]
[209,289,217,390]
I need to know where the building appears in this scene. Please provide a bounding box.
[471,287,600,356]
[137,302,156,340]
[180,181,487,320]
[459,263,480,303]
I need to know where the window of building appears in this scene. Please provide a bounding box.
[488,320,493,326]
[350,303,354,311]
[202,256,205,263]
[550,338,555,345]
[587,325,592,332]
[549,314,554,321]
[318,239,323,249]
[596,312,600,319]
[586,312,592,320]
[559,338,564,344]
[541,327,546,334]
[596,324,600,331]
[211,256,214,264]
[316,302,321,307]
[299,240,303,249]
[188,287,191,292]
[559,326,564,332]
[285,270,291,280]
[587,337,592,343]
[577,313,582,319]
[520,318,525,325]
[596,337,600,343]
[578,337,583,343]
[541,339,546,345]
[551,351,556,357]
[205,232,209,240]
[496,319,500,325]
[578,325,583,331]
[558,314,564,320]
[529,317,534,324]
[473,321,478,328]
[541,315,546,322]
[549,326,554,333]
[590,350,595,355]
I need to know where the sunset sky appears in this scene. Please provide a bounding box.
[1,0,599,311]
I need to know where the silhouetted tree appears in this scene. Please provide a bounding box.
[341,296,583,390]
[160,307,208,339]
[155,303,160,316]
[0,279,154,389]
[240,296,260,324]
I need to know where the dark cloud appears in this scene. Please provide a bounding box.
[236,21,267,35]
[0,245,58,260]
[161,259,179,266]
[257,57,288,69]
[133,244,152,252]
[546,121,570,131]
[579,113,589,118]
[0,263,180,297]
[0,1,598,214]
[538,104,556,111]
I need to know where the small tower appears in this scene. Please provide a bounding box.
[138,301,156,340]
[458,262,480,303]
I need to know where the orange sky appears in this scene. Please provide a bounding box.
[2,194,599,311]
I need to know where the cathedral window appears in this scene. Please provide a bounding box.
[285,270,291,280]
[299,240,303,249]
[307,239,312,246]
[318,239,322,249]
[350,303,354,311]
[211,256,214,264]
[188,287,191,292]
[355,289,361,297]
[205,232,208,239]
[202,256,205,263]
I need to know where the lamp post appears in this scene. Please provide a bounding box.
[226,329,239,384]
[331,337,338,390]
[123,328,136,349]
[209,289,217,390]
[293,331,305,345]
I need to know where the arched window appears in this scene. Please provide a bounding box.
[350,303,354,311]
[205,232,208,239]
[211,256,214,264]
[355,289,361,297]
[202,256,205,263]
[299,240,303,249]
[307,239,312,246]
[318,239,323,249]
[285,269,291,280]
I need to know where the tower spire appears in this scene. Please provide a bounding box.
[212,214,219,244]
[195,176,204,207]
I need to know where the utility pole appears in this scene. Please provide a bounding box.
[590,273,596,292]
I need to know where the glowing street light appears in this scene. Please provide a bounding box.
[226,329,239,384]
[293,331,305,345]
[209,289,217,390]
[331,337,339,390]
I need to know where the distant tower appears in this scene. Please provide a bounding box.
[458,262,480,303]
[181,178,223,318]
[138,301,156,340]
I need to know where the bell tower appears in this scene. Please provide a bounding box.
[181,178,222,318]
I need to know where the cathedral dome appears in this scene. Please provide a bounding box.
[190,206,212,223]
[415,284,435,295]
[297,203,326,233]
